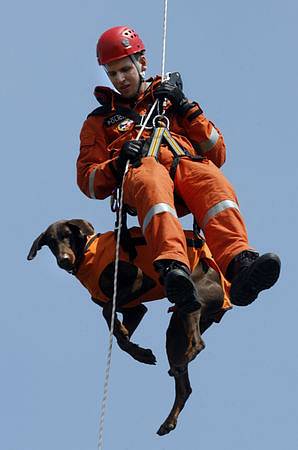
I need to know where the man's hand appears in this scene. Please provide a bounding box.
[117,140,144,171]
[154,79,198,117]
[154,81,186,106]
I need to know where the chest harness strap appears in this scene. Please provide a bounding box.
[145,121,204,186]
[147,126,189,158]
[146,111,203,162]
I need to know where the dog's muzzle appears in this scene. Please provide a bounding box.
[57,253,75,272]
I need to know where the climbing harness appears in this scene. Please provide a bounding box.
[109,71,196,215]
[97,2,169,449]
[146,122,190,158]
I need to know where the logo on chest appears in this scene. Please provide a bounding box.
[117,118,135,132]
[104,114,135,132]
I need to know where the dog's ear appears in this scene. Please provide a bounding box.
[67,219,95,238]
[27,232,46,260]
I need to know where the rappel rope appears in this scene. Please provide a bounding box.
[97,1,169,449]
[161,0,168,82]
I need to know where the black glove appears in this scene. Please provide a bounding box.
[154,81,190,115]
[154,80,185,105]
[155,72,201,118]
[117,140,144,171]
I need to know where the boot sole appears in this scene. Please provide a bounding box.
[230,253,281,306]
[165,269,201,312]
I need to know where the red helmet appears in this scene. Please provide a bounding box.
[96,26,145,65]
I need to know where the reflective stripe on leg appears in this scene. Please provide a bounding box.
[201,200,240,229]
[142,202,178,234]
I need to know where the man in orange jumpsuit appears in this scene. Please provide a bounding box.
[77,25,280,314]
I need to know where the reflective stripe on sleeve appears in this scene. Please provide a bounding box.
[201,200,240,229]
[89,167,97,199]
[200,126,219,153]
[142,202,178,234]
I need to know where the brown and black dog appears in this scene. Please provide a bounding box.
[27,219,231,435]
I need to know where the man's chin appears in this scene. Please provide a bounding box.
[122,91,137,99]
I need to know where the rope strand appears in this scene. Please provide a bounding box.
[97,2,169,448]
[97,167,126,450]
[161,0,168,81]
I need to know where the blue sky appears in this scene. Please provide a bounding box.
[1,1,298,449]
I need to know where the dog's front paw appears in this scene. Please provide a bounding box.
[131,344,157,365]
[118,340,157,365]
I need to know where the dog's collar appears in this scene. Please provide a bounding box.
[83,233,101,253]
[70,233,101,276]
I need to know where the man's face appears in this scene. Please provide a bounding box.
[105,55,146,98]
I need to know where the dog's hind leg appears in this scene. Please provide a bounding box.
[158,262,227,435]
[157,367,191,436]
[180,309,205,363]
[157,310,201,435]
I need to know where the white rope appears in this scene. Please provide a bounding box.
[97,100,157,449]
[97,2,169,448]
[97,167,126,450]
[161,0,168,82]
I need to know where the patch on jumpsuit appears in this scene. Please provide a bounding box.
[117,118,134,132]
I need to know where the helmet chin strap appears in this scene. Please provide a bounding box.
[130,54,145,80]
[129,55,146,96]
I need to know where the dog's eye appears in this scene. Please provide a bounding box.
[61,233,71,241]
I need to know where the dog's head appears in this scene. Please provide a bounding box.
[27,219,95,272]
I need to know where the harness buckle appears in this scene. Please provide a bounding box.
[110,188,120,212]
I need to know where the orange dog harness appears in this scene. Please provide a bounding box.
[75,227,231,322]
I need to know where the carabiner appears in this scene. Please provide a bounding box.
[152,114,170,129]
[110,188,120,212]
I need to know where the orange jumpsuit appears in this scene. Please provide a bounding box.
[77,76,250,275]
[75,227,231,323]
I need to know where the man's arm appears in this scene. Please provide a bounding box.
[179,105,226,168]
[77,119,121,199]
[154,80,226,168]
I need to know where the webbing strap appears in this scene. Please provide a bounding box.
[163,128,186,156]
[147,127,166,157]
[147,126,188,159]
[84,233,101,252]
[129,235,204,249]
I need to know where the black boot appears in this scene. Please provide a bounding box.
[227,250,281,306]
[155,260,201,313]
